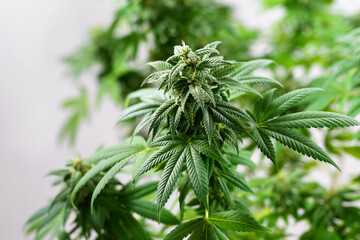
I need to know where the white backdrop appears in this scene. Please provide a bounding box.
[0,0,359,239]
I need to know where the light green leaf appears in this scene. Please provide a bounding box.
[264,127,340,170]
[157,145,187,214]
[208,210,268,232]
[251,128,277,167]
[126,199,178,225]
[231,59,273,77]
[218,171,254,194]
[186,146,208,206]
[264,88,323,120]
[90,156,132,212]
[165,218,204,240]
[265,111,359,129]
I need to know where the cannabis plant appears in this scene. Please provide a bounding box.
[33,41,357,240]
[61,0,257,143]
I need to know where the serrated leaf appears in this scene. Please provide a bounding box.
[211,224,230,240]
[124,181,158,199]
[203,107,214,145]
[231,59,273,77]
[157,145,187,215]
[90,156,132,212]
[251,128,277,167]
[126,199,178,225]
[218,171,254,193]
[217,177,231,201]
[186,146,208,206]
[208,210,268,232]
[191,140,227,164]
[148,61,173,70]
[231,86,262,96]
[212,62,244,78]
[234,76,282,87]
[195,48,219,58]
[141,70,170,86]
[71,144,144,206]
[210,106,247,136]
[118,102,159,122]
[86,144,144,164]
[165,218,204,240]
[254,88,277,122]
[264,127,340,170]
[134,142,185,180]
[149,99,177,134]
[223,148,256,168]
[264,88,323,120]
[216,101,254,122]
[265,111,360,129]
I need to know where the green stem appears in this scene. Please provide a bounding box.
[205,194,209,218]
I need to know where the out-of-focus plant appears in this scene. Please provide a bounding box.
[235,169,360,240]
[261,0,357,88]
[25,137,179,240]
[61,0,257,144]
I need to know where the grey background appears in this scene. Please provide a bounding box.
[0,0,359,239]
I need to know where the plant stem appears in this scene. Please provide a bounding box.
[205,194,209,218]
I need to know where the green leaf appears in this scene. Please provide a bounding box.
[125,181,158,199]
[186,146,209,206]
[218,171,254,194]
[208,210,268,232]
[251,128,277,167]
[141,70,170,86]
[150,134,184,147]
[265,111,360,129]
[122,213,151,240]
[86,144,144,164]
[234,76,282,87]
[90,155,132,212]
[126,199,179,225]
[223,148,256,168]
[264,88,323,120]
[118,102,159,122]
[231,59,273,77]
[204,41,222,49]
[134,142,184,180]
[26,206,50,224]
[133,113,152,136]
[178,176,192,220]
[203,107,215,145]
[191,140,227,164]
[216,101,254,122]
[157,145,187,214]
[264,127,340,171]
[217,177,231,201]
[254,88,276,122]
[231,86,262,96]
[71,144,144,206]
[148,61,173,70]
[169,62,187,84]
[211,224,230,240]
[149,99,177,134]
[165,218,204,240]
[189,84,205,109]
[195,48,220,57]
[211,62,244,78]
[210,106,247,135]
